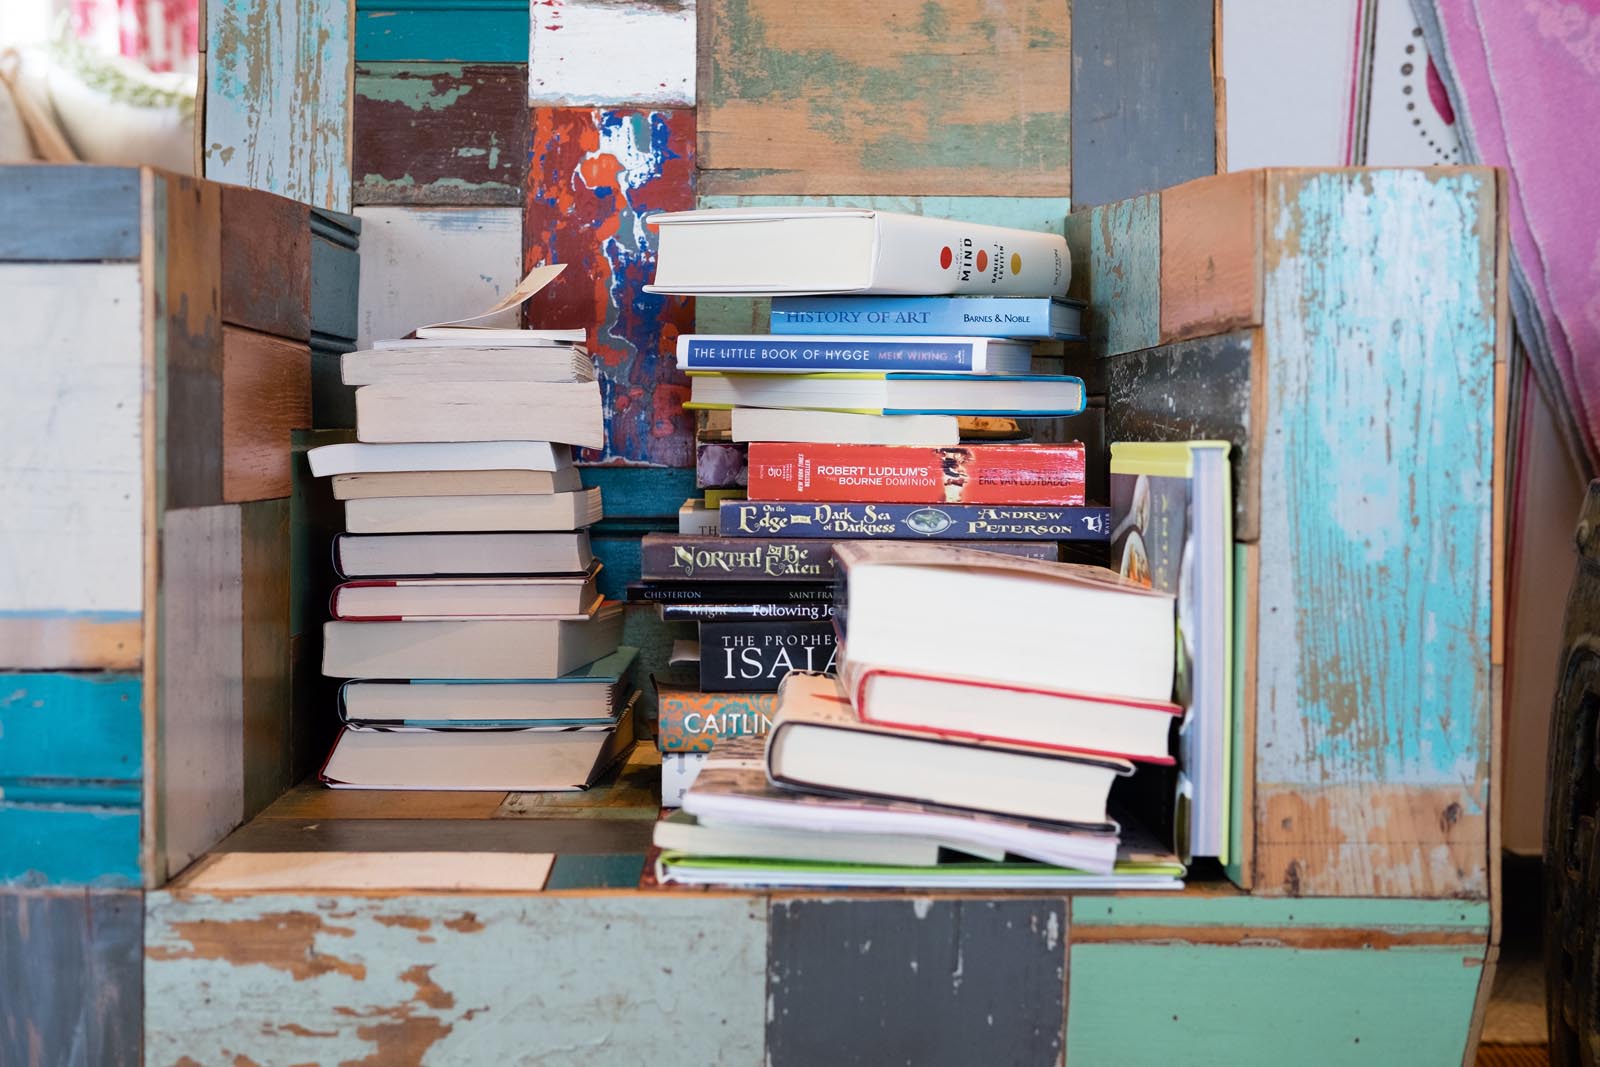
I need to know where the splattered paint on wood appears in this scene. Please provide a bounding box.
[206,0,354,212]
[524,107,696,466]
[355,63,531,206]
[1253,168,1498,897]
[144,892,767,1064]
[530,0,696,107]
[697,0,1071,195]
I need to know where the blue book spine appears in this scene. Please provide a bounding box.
[717,501,1111,541]
[681,336,978,372]
[770,296,1064,338]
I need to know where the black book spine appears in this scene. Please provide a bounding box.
[660,601,838,622]
[625,581,833,604]
[698,620,838,692]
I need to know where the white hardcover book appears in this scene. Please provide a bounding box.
[645,208,1070,297]
[354,381,605,450]
[342,487,604,534]
[307,441,571,477]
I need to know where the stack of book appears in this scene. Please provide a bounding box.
[654,543,1187,889]
[305,314,638,791]
[639,206,1108,798]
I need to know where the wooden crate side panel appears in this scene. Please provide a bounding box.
[525,107,697,465]
[1068,893,1490,932]
[766,897,1067,1067]
[0,807,142,886]
[1069,0,1217,208]
[240,498,294,819]
[1254,168,1499,897]
[1063,193,1160,357]
[530,0,696,107]
[356,0,531,62]
[219,184,312,340]
[206,0,354,211]
[697,0,1071,195]
[221,325,313,502]
[0,166,142,260]
[354,62,531,205]
[157,505,246,884]
[144,892,768,1065]
[0,889,143,1066]
[159,172,226,511]
[0,262,145,670]
[1065,943,1482,1065]
[1159,169,1263,344]
[311,213,363,343]
[1103,330,1260,541]
[355,205,524,349]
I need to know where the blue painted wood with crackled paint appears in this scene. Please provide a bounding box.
[1064,192,1160,357]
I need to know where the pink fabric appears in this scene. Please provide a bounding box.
[1430,0,1600,467]
[71,0,198,74]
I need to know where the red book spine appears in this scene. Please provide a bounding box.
[746,443,1087,505]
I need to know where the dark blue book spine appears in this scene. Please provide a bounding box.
[680,336,977,372]
[717,501,1111,541]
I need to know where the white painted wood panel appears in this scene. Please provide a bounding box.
[529,0,696,107]
[354,207,524,349]
[0,263,144,616]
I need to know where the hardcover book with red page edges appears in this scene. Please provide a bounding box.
[747,442,1086,505]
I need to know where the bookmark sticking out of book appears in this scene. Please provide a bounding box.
[408,263,586,342]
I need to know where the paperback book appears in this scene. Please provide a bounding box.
[698,621,838,692]
[718,501,1111,541]
[655,684,777,753]
[676,334,1034,374]
[746,442,1086,505]
[768,295,1086,340]
[638,533,1059,582]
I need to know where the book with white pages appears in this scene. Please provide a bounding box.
[333,531,595,578]
[730,407,960,446]
[331,467,585,499]
[308,440,572,477]
[651,810,1004,866]
[342,487,603,534]
[330,564,602,620]
[341,346,595,385]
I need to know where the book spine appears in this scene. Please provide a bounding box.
[625,581,834,604]
[747,443,1086,505]
[660,601,839,622]
[640,535,1062,580]
[678,503,721,536]
[656,690,779,753]
[718,501,1111,541]
[677,335,982,373]
[769,297,1057,338]
[869,214,1070,297]
[698,621,839,692]
[695,441,748,489]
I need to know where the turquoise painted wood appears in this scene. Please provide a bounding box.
[0,807,141,887]
[581,466,698,518]
[206,0,354,211]
[356,0,530,63]
[0,167,141,261]
[544,853,648,889]
[1064,192,1161,356]
[1065,942,1482,1065]
[144,892,768,1064]
[0,673,142,783]
[1253,169,1497,897]
[1069,893,1490,931]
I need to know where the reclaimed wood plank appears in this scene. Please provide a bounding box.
[180,851,554,891]
[356,205,523,349]
[311,208,362,427]
[1104,330,1260,541]
[1159,170,1262,344]
[221,325,312,502]
[356,0,530,62]
[0,889,142,1065]
[1069,0,1217,207]
[1063,192,1160,357]
[1066,942,1483,1065]
[767,897,1067,1066]
[0,807,143,886]
[159,172,226,510]
[0,673,143,785]
[144,892,768,1064]
[355,62,530,206]
[0,262,145,670]
[220,184,312,340]
[1069,893,1490,933]
[530,0,695,107]
[260,781,508,820]
[0,165,142,260]
[697,0,1071,195]
[214,816,656,854]
[206,0,354,211]
[240,498,294,818]
[158,504,246,883]
[1252,168,1498,897]
[525,107,696,464]
[497,745,662,821]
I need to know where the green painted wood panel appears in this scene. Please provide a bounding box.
[1064,192,1161,356]
[144,892,767,1065]
[1070,894,1490,931]
[1066,943,1481,1065]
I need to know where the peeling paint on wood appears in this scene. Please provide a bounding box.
[524,107,696,465]
[529,0,695,107]
[355,63,531,206]
[1063,191,1160,357]
[698,0,1071,195]
[206,0,354,211]
[144,893,768,1065]
[1254,169,1498,897]
[356,0,530,63]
